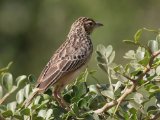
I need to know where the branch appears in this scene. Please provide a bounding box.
[150,112,160,120]
[94,50,160,114]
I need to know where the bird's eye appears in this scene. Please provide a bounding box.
[88,22,93,26]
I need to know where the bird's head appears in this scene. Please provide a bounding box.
[70,17,103,35]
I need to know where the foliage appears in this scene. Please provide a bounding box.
[1,28,160,120]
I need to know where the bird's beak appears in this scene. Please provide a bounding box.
[95,22,103,27]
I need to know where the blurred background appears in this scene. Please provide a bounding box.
[0,0,160,83]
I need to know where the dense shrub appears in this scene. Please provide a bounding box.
[0,28,160,120]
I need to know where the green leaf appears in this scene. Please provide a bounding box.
[52,108,65,119]
[114,81,122,92]
[28,74,36,83]
[143,28,159,33]
[98,63,107,73]
[127,101,145,114]
[156,34,160,42]
[101,86,115,100]
[156,66,160,75]
[7,101,17,113]
[38,109,46,118]
[129,108,138,120]
[147,106,157,112]
[24,84,31,98]
[136,51,145,61]
[20,108,30,116]
[92,113,100,120]
[123,40,136,45]
[124,50,135,59]
[34,116,44,120]
[109,51,115,64]
[0,62,13,73]
[46,109,53,119]
[96,51,103,57]
[138,50,150,66]
[16,89,24,104]
[34,96,41,105]
[96,56,106,64]
[134,29,142,43]
[97,44,106,56]
[16,75,27,87]
[2,73,13,91]
[133,92,144,104]
[105,45,113,58]
[2,110,13,117]
[148,40,158,53]
[0,85,3,98]
[76,69,89,83]
[71,103,79,115]
[88,85,99,94]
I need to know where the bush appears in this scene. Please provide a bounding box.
[0,28,160,120]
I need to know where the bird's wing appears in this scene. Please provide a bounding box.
[37,47,89,90]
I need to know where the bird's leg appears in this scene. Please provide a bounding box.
[53,87,70,110]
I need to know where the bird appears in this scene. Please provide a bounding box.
[23,17,103,110]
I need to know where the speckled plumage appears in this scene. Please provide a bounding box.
[24,17,103,109]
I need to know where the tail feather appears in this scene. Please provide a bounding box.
[23,89,39,107]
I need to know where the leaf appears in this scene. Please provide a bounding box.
[147,106,157,112]
[105,45,113,58]
[134,92,144,104]
[156,66,160,75]
[143,28,159,33]
[16,75,27,87]
[134,29,142,43]
[156,100,160,108]
[96,56,106,64]
[123,40,136,45]
[101,86,115,99]
[24,84,31,98]
[88,85,100,94]
[97,44,106,56]
[0,62,13,73]
[71,103,79,115]
[7,101,17,113]
[96,51,103,57]
[148,40,158,53]
[38,110,46,118]
[124,50,135,59]
[114,81,122,92]
[92,113,100,120]
[129,108,138,120]
[127,101,143,112]
[34,96,41,105]
[16,89,24,104]
[2,110,13,117]
[28,74,36,83]
[156,34,160,42]
[97,63,107,73]
[138,51,150,66]
[2,73,13,91]
[21,108,30,116]
[136,51,145,61]
[0,85,3,98]
[109,51,115,64]
[34,117,44,120]
[76,69,89,83]
[46,109,53,119]
[52,108,65,119]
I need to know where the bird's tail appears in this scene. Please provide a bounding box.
[22,89,39,108]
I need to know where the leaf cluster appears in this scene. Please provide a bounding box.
[1,28,160,120]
